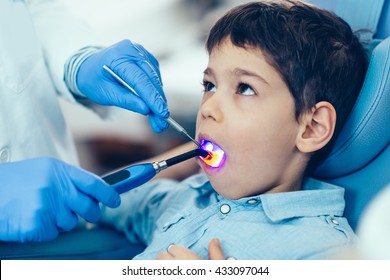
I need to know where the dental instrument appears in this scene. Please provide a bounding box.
[103,148,209,194]
[103,65,200,147]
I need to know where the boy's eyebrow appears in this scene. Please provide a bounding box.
[233,68,270,86]
[204,67,270,86]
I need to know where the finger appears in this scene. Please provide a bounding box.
[118,63,169,118]
[66,190,102,223]
[135,58,165,100]
[102,80,151,115]
[136,60,168,115]
[116,40,162,85]
[55,206,79,232]
[133,43,164,90]
[65,164,121,208]
[168,244,202,260]
[157,252,174,260]
[208,238,225,260]
[148,114,169,134]
[133,43,162,79]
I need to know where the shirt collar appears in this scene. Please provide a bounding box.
[260,177,345,222]
[187,174,345,221]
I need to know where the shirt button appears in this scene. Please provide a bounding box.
[0,148,10,162]
[220,204,231,214]
[247,199,258,205]
[331,219,339,225]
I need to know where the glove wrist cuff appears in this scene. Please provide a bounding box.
[64,46,103,99]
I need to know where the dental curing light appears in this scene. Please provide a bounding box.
[102,149,208,194]
[103,65,200,147]
[199,139,226,168]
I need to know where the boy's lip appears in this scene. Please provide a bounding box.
[197,133,215,145]
[197,133,222,150]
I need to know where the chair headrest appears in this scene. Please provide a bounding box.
[306,0,387,39]
[376,0,390,39]
[312,37,390,179]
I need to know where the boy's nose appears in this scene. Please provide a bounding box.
[200,92,223,122]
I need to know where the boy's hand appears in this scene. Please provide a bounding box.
[157,238,225,260]
[208,239,225,260]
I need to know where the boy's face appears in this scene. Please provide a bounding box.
[196,39,305,199]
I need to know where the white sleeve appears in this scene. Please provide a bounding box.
[25,0,104,101]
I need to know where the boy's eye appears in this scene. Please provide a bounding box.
[237,83,256,96]
[202,81,216,93]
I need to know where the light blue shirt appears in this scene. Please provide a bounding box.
[101,173,355,259]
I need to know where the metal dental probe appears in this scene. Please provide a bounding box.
[103,65,200,147]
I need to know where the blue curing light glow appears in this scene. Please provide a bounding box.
[199,139,226,168]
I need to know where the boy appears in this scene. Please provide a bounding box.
[101,1,368,259]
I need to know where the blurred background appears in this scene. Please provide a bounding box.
[58,0,251,175]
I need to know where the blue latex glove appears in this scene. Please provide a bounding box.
[0,158,121,242]
[76,40,169,133]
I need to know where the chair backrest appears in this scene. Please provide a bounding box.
[310,36,390,230]
[306,0,389,39]
[376,0,390,39]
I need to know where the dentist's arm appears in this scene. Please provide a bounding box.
[0,157,120,242]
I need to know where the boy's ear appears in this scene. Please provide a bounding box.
[296,101,336,153]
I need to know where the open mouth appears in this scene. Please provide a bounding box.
[199,139,226,168]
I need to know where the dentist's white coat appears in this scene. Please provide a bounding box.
[0,0,101,164]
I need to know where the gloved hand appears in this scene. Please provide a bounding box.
[76,40,169,133]
[0,158,121,242]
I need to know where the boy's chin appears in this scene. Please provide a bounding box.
[208,178,243,200]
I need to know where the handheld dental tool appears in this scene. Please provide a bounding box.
[102,148,209,194]
[103,65,200,147]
